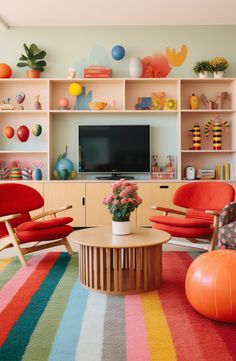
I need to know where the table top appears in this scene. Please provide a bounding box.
[69,227,171,249]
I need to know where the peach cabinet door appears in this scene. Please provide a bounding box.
[21,182,44,218]
[136,183,186,227]
[85,183,136,227]
[44,183,86,227]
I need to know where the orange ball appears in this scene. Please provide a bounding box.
[4,126,14,139]
[185,250,236,322]
[0,63,12,78]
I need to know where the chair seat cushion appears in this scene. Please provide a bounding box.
[0,212,31,239]
[16,217,73,232]
[152,223,213,238]
[149,215,212,227]
[17,225,73,244]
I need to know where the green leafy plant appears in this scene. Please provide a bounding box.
[210,57,229,72]
[193,60,212,74]
[17,43,47,72]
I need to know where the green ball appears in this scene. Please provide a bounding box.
[32,124,42,137]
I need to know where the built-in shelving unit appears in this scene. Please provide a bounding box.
[0,77,235,182]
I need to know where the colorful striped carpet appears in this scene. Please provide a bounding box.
[0,251,235,361]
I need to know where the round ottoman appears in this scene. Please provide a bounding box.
[185,250,236,322]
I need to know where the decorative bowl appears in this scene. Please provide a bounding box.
[89,101,107,110]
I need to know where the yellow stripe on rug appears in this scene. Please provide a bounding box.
[140,291,176,361]
[0,258,12,271]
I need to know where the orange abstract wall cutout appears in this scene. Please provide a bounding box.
[142,52,171,78]
[166,44,188,67]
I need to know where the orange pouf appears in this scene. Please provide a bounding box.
[0,63,12,78]
[185,250,236,322]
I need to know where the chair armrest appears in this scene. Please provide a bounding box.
[205,210,221,217]
[0,213,21,223]
[31,205,72,220]
[151,206,186,216]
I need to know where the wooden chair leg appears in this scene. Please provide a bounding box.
[5,221,27,266]
[63,237,74,255]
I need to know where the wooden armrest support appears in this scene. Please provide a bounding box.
[151,206,186,216]
[0,213,21,222]
[32,205,72,220]
[205,210,221,217]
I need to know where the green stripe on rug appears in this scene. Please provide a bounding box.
[0,253,70,361]
[22,254,78,361]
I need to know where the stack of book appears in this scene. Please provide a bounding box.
[196,168,216,180]
[84,66,112,78]
[215,163,235,180]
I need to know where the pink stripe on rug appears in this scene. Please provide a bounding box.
[0,254,46,313]
[125,295,150,361]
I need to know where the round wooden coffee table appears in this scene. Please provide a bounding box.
[69,227,171,295]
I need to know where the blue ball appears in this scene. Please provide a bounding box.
[111,45,125,61]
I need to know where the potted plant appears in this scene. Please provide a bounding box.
[103,179,142,235]
[17,43,47,78]
[193,60,212,78]
[210,57,229,78]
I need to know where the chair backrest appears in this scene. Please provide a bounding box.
[173,182,235,211]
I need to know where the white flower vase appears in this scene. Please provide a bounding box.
[112,221,131,235]
[214,71,224,78]
[199,71,208,79]
[129,57,143,78]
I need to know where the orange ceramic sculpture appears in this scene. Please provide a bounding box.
[185,250,236,322]
[0,63,12,78]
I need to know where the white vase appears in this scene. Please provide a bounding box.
[214,71,224,78]
[112,221,131,235]
[129,57,143,78]
[199,71,208,79]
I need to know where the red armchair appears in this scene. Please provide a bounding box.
[0,183,74,266]
[150,182,235,251]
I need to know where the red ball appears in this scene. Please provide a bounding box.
[4,126,14,139]
[17,125,30,142]
[0,63,12,78]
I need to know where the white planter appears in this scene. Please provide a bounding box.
[198,71,208,78]
[214,71,224,78]
[112,221,131,235]
[129,57,143,78]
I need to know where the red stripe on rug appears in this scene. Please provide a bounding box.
[178,252,236,360]
[0,252,60,347]
[158,252,232,361]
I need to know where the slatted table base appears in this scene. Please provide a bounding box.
[79,245,162,294]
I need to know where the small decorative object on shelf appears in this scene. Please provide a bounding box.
[68,82,82,110]
[201,92,230,110]
[204,117,230,150]
[0,97,15,110]
[22,167,33,180]
[0,63,12,78]
[32,160,43,180]
[88,101,107,110]
[58,97,70,110]
[34,94,42,110]
[189,122,201,150]
[84,65,112,78]
[17,125,30,142]
[193,60,212,78]
[216,163,235,180]
[3,126,14,139]
[111,45,125,61]
[32,124,42,137]
[164,98,177,110]
[152,155,175,179]
[103,179,142,235]
[135,92,177,111]
[53,146,76,180]
[144,62,155,78]
[129,57,143,78]
[17,43,47,78]
[210,57,229,78]
[16,92,25,110]
[152,92,166,110]
[189,93,199,110]
[135,97,152,110]
[0,160,9,180]
[67,67,76,79]
[196,168,216,180]
[185,166,196,180]
[9,161,22,180]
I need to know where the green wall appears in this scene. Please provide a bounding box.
[1,25,236,78]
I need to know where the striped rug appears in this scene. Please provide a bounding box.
[0,252,235,361]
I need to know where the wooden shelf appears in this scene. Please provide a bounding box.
[181,150,236,153]
[181,109,235,113]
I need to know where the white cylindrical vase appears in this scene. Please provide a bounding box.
[129,57,143,78]
[199,71,208,78]
[112,221,131,235]
[214,71,224,78]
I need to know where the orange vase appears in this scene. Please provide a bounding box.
[27,70,41,78]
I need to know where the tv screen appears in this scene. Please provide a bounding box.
[78,125,150,173]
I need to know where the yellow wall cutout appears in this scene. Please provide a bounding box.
[166,44,188,67]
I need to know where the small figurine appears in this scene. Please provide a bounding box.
[152,92,166,110]
[16,92,25,110]
[189,93,199,110]
[152,155,159,172]
[144,62,155,78]
[67,67,76,79]
[0,97,15,110]
[204,117,230,150]
[135,97,152,110]
[34,94,42,110]
[189,122,201,150]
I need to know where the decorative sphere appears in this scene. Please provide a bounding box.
[59,97,70,108]
[68,83,82,97]
[4,126,14,139]
[60,169,70,180]
[0,63,12,78]
[17,125,30,142]
[32,124,42,137]
[111,45,125,61]
[185,250,236,322]
[55,158,74,174]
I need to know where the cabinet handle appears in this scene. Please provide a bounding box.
[159,185,169,189]
[82,197,85,206]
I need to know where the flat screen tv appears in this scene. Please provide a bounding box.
[78,125,150,176]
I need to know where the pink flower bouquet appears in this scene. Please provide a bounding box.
[103,179,142,222]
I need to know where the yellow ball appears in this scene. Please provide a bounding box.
[68,83,82,97]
